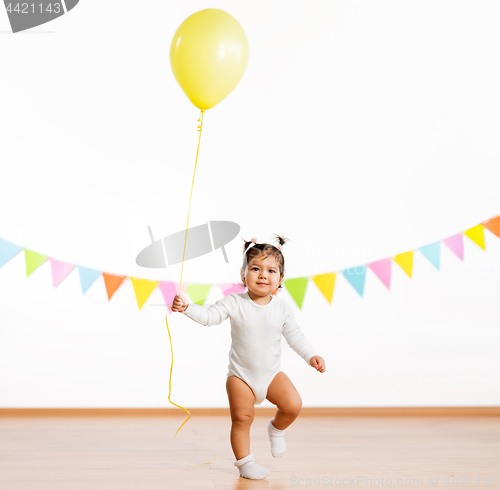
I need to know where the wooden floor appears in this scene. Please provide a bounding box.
[1,413,499,489]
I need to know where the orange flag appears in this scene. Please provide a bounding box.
[102,273,127,300]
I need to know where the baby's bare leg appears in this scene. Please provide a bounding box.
[264,372,302,458]
[266,372,302,430]
[227,376,270,479]
[226,376,256,460]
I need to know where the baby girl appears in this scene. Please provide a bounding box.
[171,234,326,479]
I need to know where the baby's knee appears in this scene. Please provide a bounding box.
[231,411,254,425]
[286,398,302,416]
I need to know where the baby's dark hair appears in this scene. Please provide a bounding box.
[239,234,289,291]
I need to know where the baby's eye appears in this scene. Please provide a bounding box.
[269,270,276,273]
[252,267,259,271]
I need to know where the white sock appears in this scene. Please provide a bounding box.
[234,453,269,479]
[267,419,287,457]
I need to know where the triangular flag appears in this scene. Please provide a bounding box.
[186,283,212,305]
[464,224,486,250]
[102,273,127,300]
[130,277,159,310]
[24,249,48,277]
[311,273,336,304]
[342,266,366,298]
[419,242,440,270]
[283,277,309,309]
[482,215,500,239]
[158,281,188,314]
[220,283,246,296]
[0,238,23,268]
[77,266,102,295]
[49,258,75,287]
[367,258,391,290]
[442,234,463,261]
[393,251,413,278]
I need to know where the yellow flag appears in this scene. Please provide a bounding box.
[312,273,336,304]
[393,251,413,278]
[464,224,485,250]
[130,278,159,310]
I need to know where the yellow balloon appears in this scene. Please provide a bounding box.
[170,9,249,110]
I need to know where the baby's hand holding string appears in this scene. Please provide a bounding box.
[309,355,326,373]
[171,294,189,312]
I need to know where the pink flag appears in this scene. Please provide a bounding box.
[367,258,391,291]
[219,283,246,296]
[442,234,463,261]
[49,258,75,288]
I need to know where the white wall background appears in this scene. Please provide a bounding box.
[0,0,499,408]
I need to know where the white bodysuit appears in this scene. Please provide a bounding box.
[181,291,318,405]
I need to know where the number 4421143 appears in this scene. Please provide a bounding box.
[5,3,62,14]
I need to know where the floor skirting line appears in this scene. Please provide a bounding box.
[1,407,499,417]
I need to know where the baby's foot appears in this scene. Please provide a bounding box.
[234,453,269,479]
[267,419,287,457]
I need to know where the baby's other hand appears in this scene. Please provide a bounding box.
[171,294,188,312]
[310,356,326,373]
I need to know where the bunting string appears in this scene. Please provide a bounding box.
[0,215,499,310]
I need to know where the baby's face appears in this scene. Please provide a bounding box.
[243,255,283,297]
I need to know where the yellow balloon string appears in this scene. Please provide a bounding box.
[164,109,215,467]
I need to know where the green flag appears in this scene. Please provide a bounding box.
[283,277,309,309]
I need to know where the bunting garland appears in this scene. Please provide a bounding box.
[0,214,498,311]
